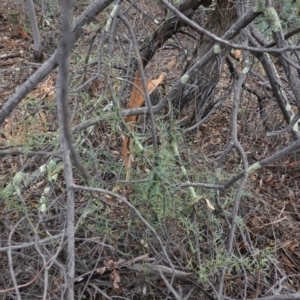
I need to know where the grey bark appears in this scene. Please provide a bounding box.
[0,0,115,127]
[26,0,43,62]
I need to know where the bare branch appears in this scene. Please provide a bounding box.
[160,0,300,54]
[26,0,42,62]
[0,234,64,252]
[0,0,115,127]
[224,136,300,190]
[72,4,265,133]
[71,184,175,271]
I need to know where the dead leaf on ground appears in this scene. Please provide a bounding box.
[280,253,296,268]
[283,240,299,252]
[112,269,121,289]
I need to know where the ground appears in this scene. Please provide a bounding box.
[1,1,300,299]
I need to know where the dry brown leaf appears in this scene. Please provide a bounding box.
[112,269,121,289]
[280,254,296,268]
[18,28,29,39]
[238,241,246,250]
[104,258,118,270]
[283,241,299,252]
[95,266,107,275]
[250,216,261,228]
[265,172,273,183]
[233,49,242,61]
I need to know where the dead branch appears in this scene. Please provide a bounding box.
[0,0,115,127]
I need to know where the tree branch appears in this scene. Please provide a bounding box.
[0,0,115,127]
